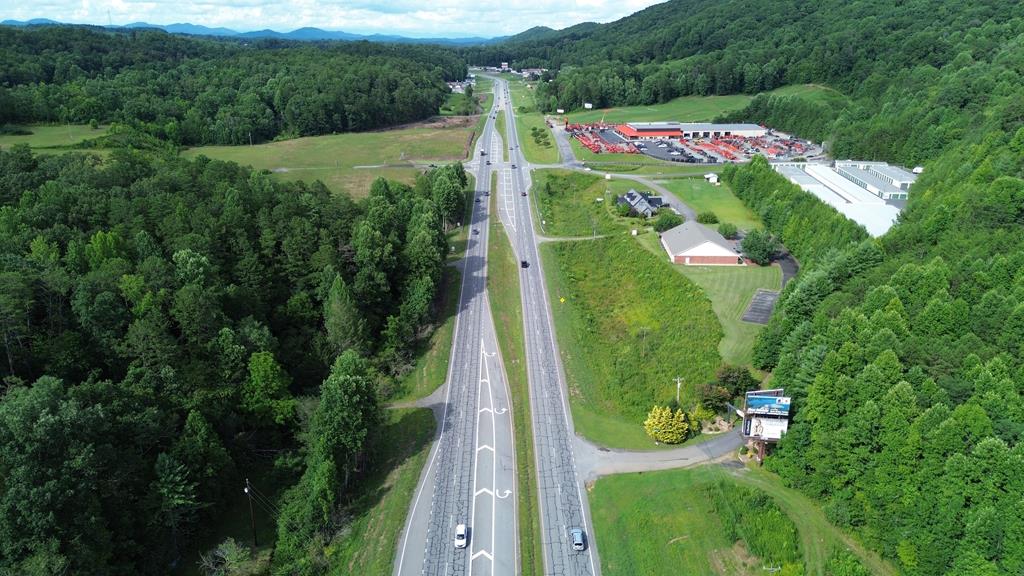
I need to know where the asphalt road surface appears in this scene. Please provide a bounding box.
[494,78,601,576]
[394,84,518,576]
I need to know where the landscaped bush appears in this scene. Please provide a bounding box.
[697,211,719,224]
[718,222,738,239]
[654,212,684,232]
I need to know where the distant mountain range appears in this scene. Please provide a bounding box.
[0,18,499,45]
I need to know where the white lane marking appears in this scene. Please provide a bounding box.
[471,550,493,561]
[475,488,493,497]
[476,444,494,453]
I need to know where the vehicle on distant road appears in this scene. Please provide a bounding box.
[480,150,487,156]
[486,160,491,165]
[454,524,468,549]
[520,191,526,197]
[570,528,586,551]
[512,164,517,168]
[472,228,479,235]
[520,260,529,268]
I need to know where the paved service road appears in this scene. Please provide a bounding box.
[493,77,601,576]
[394,84,518,576]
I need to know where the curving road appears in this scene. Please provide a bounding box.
[394,84,518,576]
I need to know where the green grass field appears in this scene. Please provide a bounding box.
[661,177,763,231]
[565,84,841,124]
[0,124,110,149]
[591,464,892,576]
[506,78,559,164]
[540,236,722,449]
[183,124,473,198]
[487,183,544,576]
[391,269,462,402]
[531,170,623,237]
[326,408,435,574]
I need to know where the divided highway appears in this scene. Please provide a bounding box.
[394,85,518,576]
[494,79,601,576]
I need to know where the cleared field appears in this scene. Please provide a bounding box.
[591,464,891,576]
[507,79,559,164]
[0,124,109,149]
[183,123,473,198]
[540,236,722,449]
[326,408,435,574]
[564,84,840,124]
[531,170,624,237]
[487,182,543,576]
[661,177,763,231]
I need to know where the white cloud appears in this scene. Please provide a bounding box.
[1,0,667,37]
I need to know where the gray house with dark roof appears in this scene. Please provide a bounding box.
[616,189,664,218]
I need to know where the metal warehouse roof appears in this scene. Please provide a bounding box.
[836,165,904,196]
[804,165,886,205]
[623,122,765,132]
[775,164,901,237]
[676,123,765,132]
[865,164,917,184]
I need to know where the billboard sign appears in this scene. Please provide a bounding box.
[745,395,790,416]
[584,102,594,109]
[744,416,789,440]
[556,108,565,114]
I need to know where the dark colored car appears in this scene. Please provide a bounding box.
[520,260,529,268]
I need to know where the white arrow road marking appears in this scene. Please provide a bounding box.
[496,490,512,499]
[471,550,493,561]
[475,488,493,497]
[479,407,493,414]
[476,444,494,453]
[494,407,507,415]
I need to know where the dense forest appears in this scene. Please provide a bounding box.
[469,1,1024,574]
[0,26,467,144]
[0,144,467,574]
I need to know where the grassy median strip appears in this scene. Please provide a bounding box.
[495,110,509,162]
[487,175,544,576]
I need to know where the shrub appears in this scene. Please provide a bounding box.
[741,229,779,265]
[718,222,738,239]
[643,405,690,444]
[654,212,684,232]
[697,211,719,224]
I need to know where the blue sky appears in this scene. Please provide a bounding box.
[2,0,667,38]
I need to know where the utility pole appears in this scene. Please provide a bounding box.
[244,478,258,548]
[674,376,684,406]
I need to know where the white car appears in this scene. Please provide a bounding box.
[657,143,668,148]
[670,151,681,156]
[454,523,468,549]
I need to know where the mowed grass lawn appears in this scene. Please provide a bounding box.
[326,408,435,574]
[507,79,559,164]
[591,464,894,576]
[661,177,763,231]
[531,169,664,237]
[565,84,841,124]
[0,124,110,149]
[183,125,472,198]
[540,236,721,449]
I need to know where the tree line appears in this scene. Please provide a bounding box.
[0,26,468,145]
[0,145,465,574]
